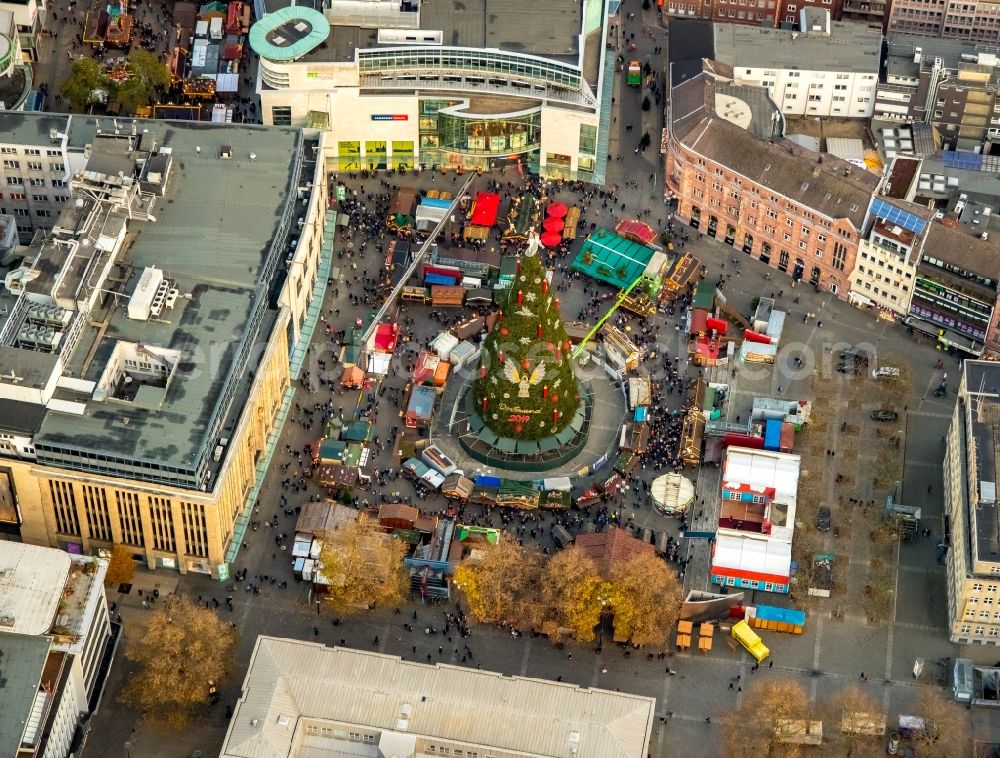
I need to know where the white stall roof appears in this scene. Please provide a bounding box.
[216,73,239,92]
[712,534,792,579]
[429,330,459,359]
[723,447,800,508]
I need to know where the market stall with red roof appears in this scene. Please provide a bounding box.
[470,192,501,226]
[373,322,400,352]
[539,231,563,248]
[546,202,568,218]
[543,216,565,233]
[616,218,658,247]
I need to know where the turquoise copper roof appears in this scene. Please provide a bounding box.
[249,6,330,62]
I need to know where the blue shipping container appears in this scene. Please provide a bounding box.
[754,604,806,627]
[763,419,782,451]
[421,197,453,210]
[425,273,458,286]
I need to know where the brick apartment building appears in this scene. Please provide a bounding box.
[888,0,1000,41]
[665,71,879,296]
[841,0,890,30]
[665,0,842,27]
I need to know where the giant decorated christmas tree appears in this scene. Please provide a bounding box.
[474,240,580,441]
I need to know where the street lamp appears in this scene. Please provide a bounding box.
[597,596,609,653]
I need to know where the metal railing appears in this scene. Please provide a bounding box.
[359,75,597,109]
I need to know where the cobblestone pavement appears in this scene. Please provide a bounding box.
[32,0,262,119]
[75,5,1000,758]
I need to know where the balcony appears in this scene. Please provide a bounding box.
[720,500,771,535]
[360,73,597,109]
[843,0,885,11]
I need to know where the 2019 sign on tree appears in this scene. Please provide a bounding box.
[508,414,532,424]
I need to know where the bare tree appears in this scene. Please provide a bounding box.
[907,687,973,758]
[819,684,886,756]
[721,678,816,757]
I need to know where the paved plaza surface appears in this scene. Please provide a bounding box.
[86,184,997,757]
[37,3,997,758]
[88,212,994,757]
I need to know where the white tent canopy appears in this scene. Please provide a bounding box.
[650,473,694,515]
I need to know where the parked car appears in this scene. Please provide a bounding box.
[816,506,831,532]
[871,410,899,422]
[840,346,871,365]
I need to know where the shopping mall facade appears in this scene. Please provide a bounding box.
[249,0,614,182]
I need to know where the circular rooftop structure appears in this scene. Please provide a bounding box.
[0,31,14,75]
[249,6,330,62]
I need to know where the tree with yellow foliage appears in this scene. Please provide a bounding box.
[721,678,816,758]
[453,537,541,623]
[539,546,608,642]
[608,551,683,646]
[103,543,135,587]
[119,595,237,731]
[318,514,409,614]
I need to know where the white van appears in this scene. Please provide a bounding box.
[872,366,900,379]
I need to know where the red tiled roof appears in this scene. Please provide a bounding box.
[574,526,654,577]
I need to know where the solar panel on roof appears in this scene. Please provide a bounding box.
[943,150,983,170]
[869,198,926,234]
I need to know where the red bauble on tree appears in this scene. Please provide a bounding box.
[514,423,523,434]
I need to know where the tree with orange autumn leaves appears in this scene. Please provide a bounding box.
[119,595,238,730]
[454,541,682,645]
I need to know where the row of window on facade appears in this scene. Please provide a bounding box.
[690,168,860,231]
[302,726,496,758]
[2,159,64,171]
[0,147,62,157]
[5,176,67,187]
[958,625,1000,638]
[690,206,849,272]
[49,479,210,557]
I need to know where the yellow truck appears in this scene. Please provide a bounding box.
[731,619,770,662]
